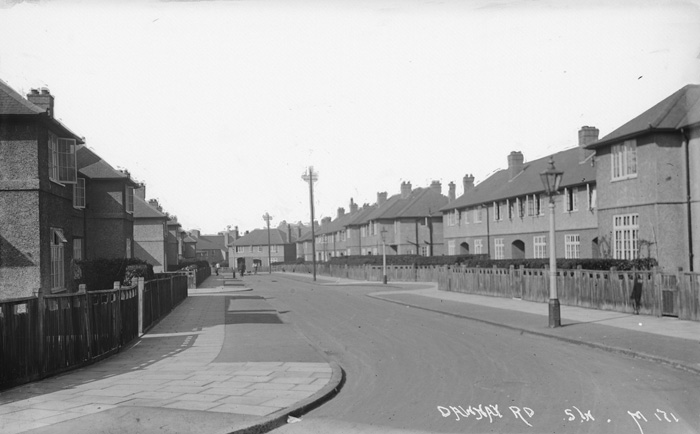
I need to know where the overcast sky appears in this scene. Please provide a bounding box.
[1,0,699,234]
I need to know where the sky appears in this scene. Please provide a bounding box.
[1,0,699,234]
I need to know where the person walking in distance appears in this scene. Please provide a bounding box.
[239,261,246,277]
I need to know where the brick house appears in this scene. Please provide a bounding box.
[189,229,230,265]
[1,81,84,298]
[345,182,448,257]
[440,127,599,260]
[232,228,296,270]
[165,217,182,271]
[75,144,138,260]
[133,189,168,273]
[586,84,700,271]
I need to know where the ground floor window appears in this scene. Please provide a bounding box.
[494,238,504,259]
[51,228,67,291]
[565,234,580,259]
[474,239,483,254]
[533,236,547,258]
[613,214,639,259]
[73,237,83,261]
[447,240,456,255]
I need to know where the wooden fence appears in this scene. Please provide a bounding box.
[0,273,188,391]
[275,263,700,322]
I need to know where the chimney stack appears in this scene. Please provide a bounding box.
[448,182,456,202]
[27,87,55,117]
[508,151,524,179]
[136,184,146,200]
[349,198,359,213]
[337,207,345,218]
[400,181,412,198]
[377,192,388,206]
[189,229,200,239]
[287,224,293,243]
[430,180,442,195]
[463,174,475,193]
[578,125,599,161]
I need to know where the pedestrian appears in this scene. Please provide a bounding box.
[215,263,220,276]
[631,274,643,315]
[254,262,258,274]
[239,261,246,277]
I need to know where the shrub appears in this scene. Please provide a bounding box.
[74,258,154,291]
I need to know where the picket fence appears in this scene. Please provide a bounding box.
[0,273,188,391]
[275,263,700,321]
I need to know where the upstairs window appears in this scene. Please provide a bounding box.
[587,184,597,210]
[564,187,578,212]
[611,140,637,180]
[73,178,86,209]
[125,186,134,214]
[48,132,77,184]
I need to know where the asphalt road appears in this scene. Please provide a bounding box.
[245,274,699,434]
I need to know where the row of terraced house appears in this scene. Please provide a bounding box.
[0,79,227,301]
[287,84,700,273]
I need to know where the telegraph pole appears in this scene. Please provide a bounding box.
[263,212,273,274]
[302,167,318,281]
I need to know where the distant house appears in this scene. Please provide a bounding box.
[440,127,599,260]
[345,181,448,257]
[191,229,229,265]
[1,81,84,298]
[586,84,700,271]
[133,188,168,273]
[166,217,182,271]
[232,228,296,270]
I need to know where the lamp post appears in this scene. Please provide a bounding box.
[540,157,564,328]
[380,227,388,284]
[302,167,318,281]
[263,212,273,274]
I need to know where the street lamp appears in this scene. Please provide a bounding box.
[263,212,273,274]
[540,157,564,328]
[302,167,318,281]
[380,227,388,284]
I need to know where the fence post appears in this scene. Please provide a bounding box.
[83,288,92,359]
[169,275,174,309]
[37,288,45,374]
[138,277,144,336]
[653,266,661,317]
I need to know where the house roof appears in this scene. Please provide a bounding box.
[587,84,700,149]
[196,235,226,251]
[376,188,448,220]
[0,78,84,142]
[183,236,197,243]
[233,228,289,246]
[76,145,139,186]
[0,79,44,115]
[133,195,167,219]
[441,146,595,212]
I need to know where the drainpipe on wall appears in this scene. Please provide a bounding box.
[682,128,694,272]
[485,205,491,257]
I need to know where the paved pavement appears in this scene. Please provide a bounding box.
[0,272,343,434]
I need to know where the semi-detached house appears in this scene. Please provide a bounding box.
[440,127,599,260]
[585,84,700,272]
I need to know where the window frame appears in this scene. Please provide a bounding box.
[613,213,639,260]
[494,238,504,259]
[73,178,86,209]
[611,140,638,181]
[533,235,547,259]
[564,234,580,259]
[50,228,67,291]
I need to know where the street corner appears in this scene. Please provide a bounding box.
[230,361,346,434]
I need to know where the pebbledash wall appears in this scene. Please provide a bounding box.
[0,119,79,299]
